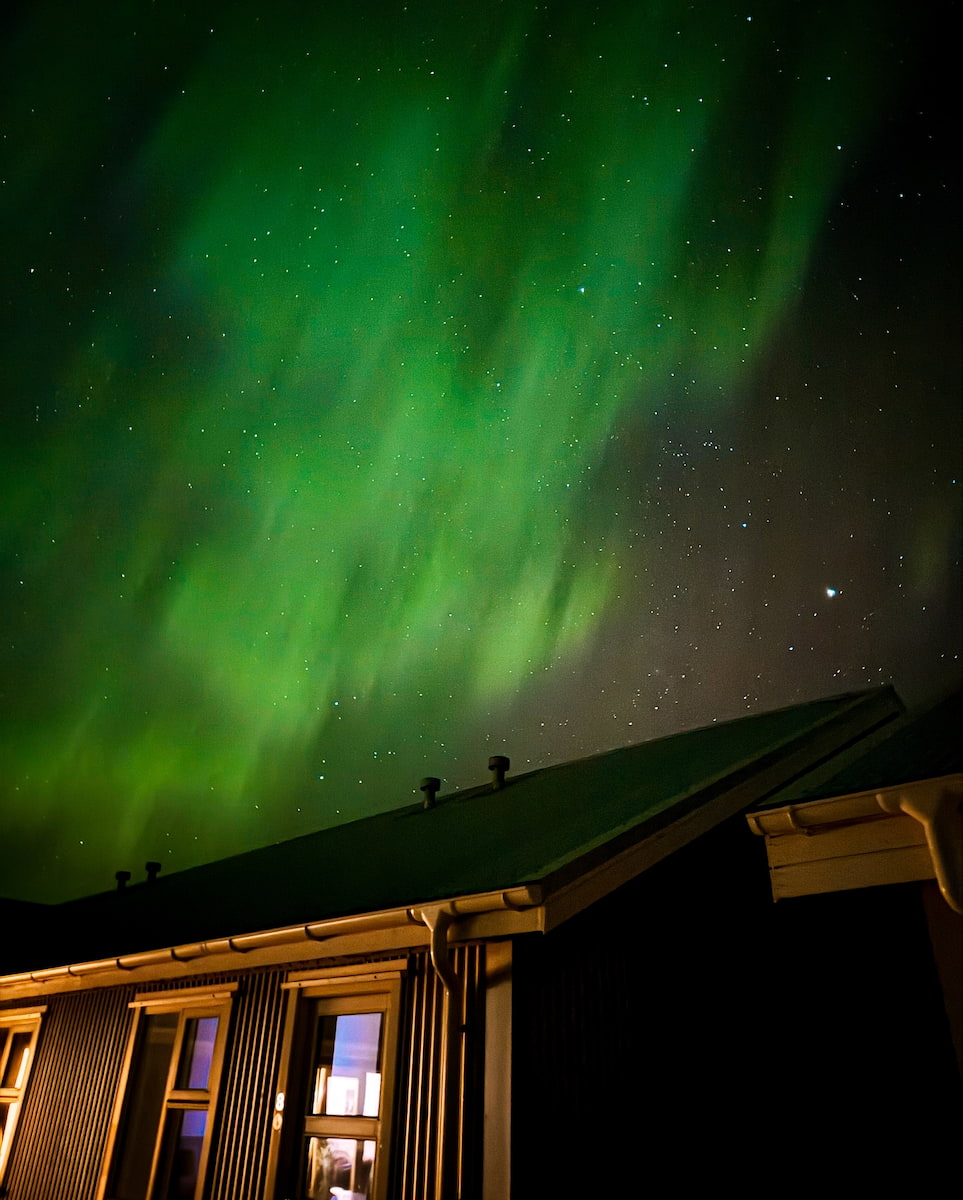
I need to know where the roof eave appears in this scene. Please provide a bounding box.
[0,687,905,999]
[539,685,905,929]
[0,883,544,1002]
[747,772,963,912]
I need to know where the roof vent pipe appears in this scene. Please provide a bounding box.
[420,777,441,809]
[489,755,510,789]
[114,870,131,892]
[145,861,162,884]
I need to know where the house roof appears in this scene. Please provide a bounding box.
[1,686,902,980]
[755,688,962,808]
[747,689,963,910]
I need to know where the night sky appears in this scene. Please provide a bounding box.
[2,1,959,904]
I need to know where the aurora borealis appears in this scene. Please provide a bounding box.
[2,1,959,902]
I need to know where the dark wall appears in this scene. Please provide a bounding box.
[511,815,962,1194]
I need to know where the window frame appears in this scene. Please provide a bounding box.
[0,1006,45,1186]
[265,963,404,1200]
[96,984,235,1200]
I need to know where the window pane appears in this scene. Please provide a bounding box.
[152,1108,208,1200]
[0,1101,19,1164]
[1,1033,31,1088]
[175,1017,218,1091]
[304,1136,376,1200]
[110,1011,179,1200]
[309,1013,383,1118]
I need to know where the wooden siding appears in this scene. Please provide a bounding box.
[389,944,486,1200]
[1,949,489,1200]
[1,987,132,1200]
[393,950,442,1197]
[208,967,286,1200]
[0,968,285,1200]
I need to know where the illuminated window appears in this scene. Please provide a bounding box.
[97,986,234,1200]
[268,966,402,1200]
[0,1008,44,1186]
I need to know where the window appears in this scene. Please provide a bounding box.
[267,965,403,1200]
[0,1008,44,1185]
[98,985,234,1200]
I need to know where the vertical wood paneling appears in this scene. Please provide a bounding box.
[2,946,489,1200]
[209,967,285,1200]
[457,944,486,1200]
[391,944,486,1200]
[2,987,133,1200]
[0,967,286,1200]
[394,952,440,1199]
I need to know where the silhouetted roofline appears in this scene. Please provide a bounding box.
[0,686,903,993]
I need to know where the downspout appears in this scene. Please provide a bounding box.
[876,780,963,914]
[414,904,461,1200]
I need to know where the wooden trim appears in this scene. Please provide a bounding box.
[0,1007,46,1023]
[771,845,934,899]
[95,993,233,1200]
[263,975,402,1200]
[0,1008,43,1186]
[130,982,239,1008]
[483,942,512,1200]
[303,1114,380,1138]
[283,960,408,989]
[94,1005,141,1200]
[750,775,962,903]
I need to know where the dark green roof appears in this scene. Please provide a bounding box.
[758,689,961,809]
[4,687,901,973]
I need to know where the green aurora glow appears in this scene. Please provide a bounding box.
[2,1,957,900]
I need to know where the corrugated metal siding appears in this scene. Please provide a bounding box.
[394,950,442,1198]
[458,945,486,1200]
[2,987,133,1200]
[3,949,487,1200]
[390,945,485,1200]
[208,967,285,1200]
[1,967,286,1200]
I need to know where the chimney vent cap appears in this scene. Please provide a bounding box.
[488,755,510,789]
[420,776,441,809]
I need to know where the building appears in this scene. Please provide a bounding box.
[1,686,960,1198]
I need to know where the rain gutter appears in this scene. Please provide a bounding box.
[748,773,962,912]
[0,884,542,1000]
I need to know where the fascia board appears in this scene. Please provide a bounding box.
[0,885,542,1002]
[748,774,962,910]
[540,691,904,931]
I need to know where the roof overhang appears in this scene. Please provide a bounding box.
[747,773,963,913]
[0,686,906,1001]
[0,885,545,1002]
